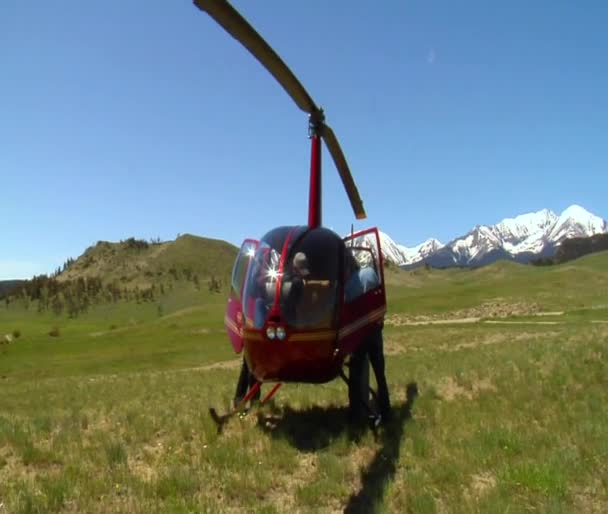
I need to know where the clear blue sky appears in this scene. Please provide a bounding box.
[2,0,607,280]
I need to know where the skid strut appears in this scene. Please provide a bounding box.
[261,382,282,403]
[209,381,282,433]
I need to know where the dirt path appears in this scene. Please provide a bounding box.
[385,304,568,327]
[483,320,561,325]
[386,316,568,327]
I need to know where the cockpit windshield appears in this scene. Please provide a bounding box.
[242,226,341,331]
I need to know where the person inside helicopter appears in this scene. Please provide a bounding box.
[281,251,333,328]
[280,251,309,317]
[344,249,380,302]
[344,249,392,423]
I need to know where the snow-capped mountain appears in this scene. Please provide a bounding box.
[364,205,607,268]
[546,205,608,243]
[349,231,444,267]
[400,238,445,265]
[432,205,608,268]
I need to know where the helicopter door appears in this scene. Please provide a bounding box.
[339,227,387,354]
[225,239,259,353]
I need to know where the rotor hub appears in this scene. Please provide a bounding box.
[308,109,325,138]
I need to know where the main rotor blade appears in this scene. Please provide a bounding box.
[194,0,318,114]
[321,125,367,220]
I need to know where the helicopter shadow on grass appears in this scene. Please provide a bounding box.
[257,402,355,452]
[257,382,419,513]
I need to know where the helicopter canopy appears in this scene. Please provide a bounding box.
[242,226,342,331]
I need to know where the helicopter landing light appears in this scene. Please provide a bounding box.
[275,326,286,340]
[266,326,276,340]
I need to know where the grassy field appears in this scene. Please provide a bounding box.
[1,255,607,513]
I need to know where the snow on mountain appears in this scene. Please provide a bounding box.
[494,208,558,254]
[376,231,409,265]
[372,205,607,268]
[546,205,608,243]
[400,238,444,265]
[348,230,443,266]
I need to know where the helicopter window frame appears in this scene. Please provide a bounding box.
[230,239,258,303]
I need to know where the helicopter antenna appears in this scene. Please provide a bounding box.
[193,0,367,222]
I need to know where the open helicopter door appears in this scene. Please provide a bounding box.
[225,239,258,353]
[339,227,387,355]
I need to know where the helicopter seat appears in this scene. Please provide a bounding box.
[294,279,334,328]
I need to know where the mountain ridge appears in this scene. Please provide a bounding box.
[374,205,608,268]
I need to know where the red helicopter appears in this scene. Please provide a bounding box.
[194,0,388,427]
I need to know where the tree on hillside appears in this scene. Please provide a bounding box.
[530,257,554,266]
[555,233,608,264]
[62,258,75,273]
[40,285,50,311]
[22,289,30,310]
[208,275,222,293]
[81,293,90,313]
[52,293,65,316]
[66,290,80,318]
[123,237,149,251]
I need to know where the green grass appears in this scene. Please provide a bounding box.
[1,256,607,512]
[386,253,608,316]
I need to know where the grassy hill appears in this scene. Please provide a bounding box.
[2,234,238,319]
[59,234,238,289]
[386,251,608,319]
[0,249,607,512]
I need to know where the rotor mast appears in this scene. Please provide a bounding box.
[308,110,324,229]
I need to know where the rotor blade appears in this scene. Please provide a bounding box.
[194,0,318,114]
[321,125,367,220]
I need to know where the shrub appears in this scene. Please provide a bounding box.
[48,327,61,337]
[12,329,21,339]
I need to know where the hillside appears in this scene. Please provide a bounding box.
[386,251,608,319]
[0,280,24,298]
[1,235,238,318]
[58,234,238,288]
[554,233,608,263]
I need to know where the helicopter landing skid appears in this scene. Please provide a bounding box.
[209,382,283,434]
